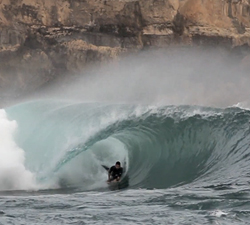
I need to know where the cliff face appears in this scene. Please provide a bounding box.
[1,0,250,99]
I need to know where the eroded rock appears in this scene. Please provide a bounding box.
[0,0,250,100]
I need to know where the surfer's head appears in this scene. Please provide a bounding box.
[115,161,121,169]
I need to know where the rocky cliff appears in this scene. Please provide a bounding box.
[1,0,250,101]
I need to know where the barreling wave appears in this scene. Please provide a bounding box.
[2,100,250,191]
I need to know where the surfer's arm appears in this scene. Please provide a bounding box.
[107,167,113,181]
[115,168,123,181]
[119,168,123,178]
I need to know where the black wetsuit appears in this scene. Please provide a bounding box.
[109,166,123,181]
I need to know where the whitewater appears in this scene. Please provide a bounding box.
[1,50,250,224]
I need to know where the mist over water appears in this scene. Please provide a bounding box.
[27,48,250,108]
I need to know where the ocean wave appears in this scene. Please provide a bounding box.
[3,100,250,191]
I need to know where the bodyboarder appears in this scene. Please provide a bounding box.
[107,161,123,183]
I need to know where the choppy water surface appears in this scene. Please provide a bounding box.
[1,187,250,224]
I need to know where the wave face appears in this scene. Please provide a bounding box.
[3,100,250,191]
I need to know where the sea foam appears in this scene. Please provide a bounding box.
[0,109,37,190]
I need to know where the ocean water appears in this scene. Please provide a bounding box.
[1,100,250,224]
